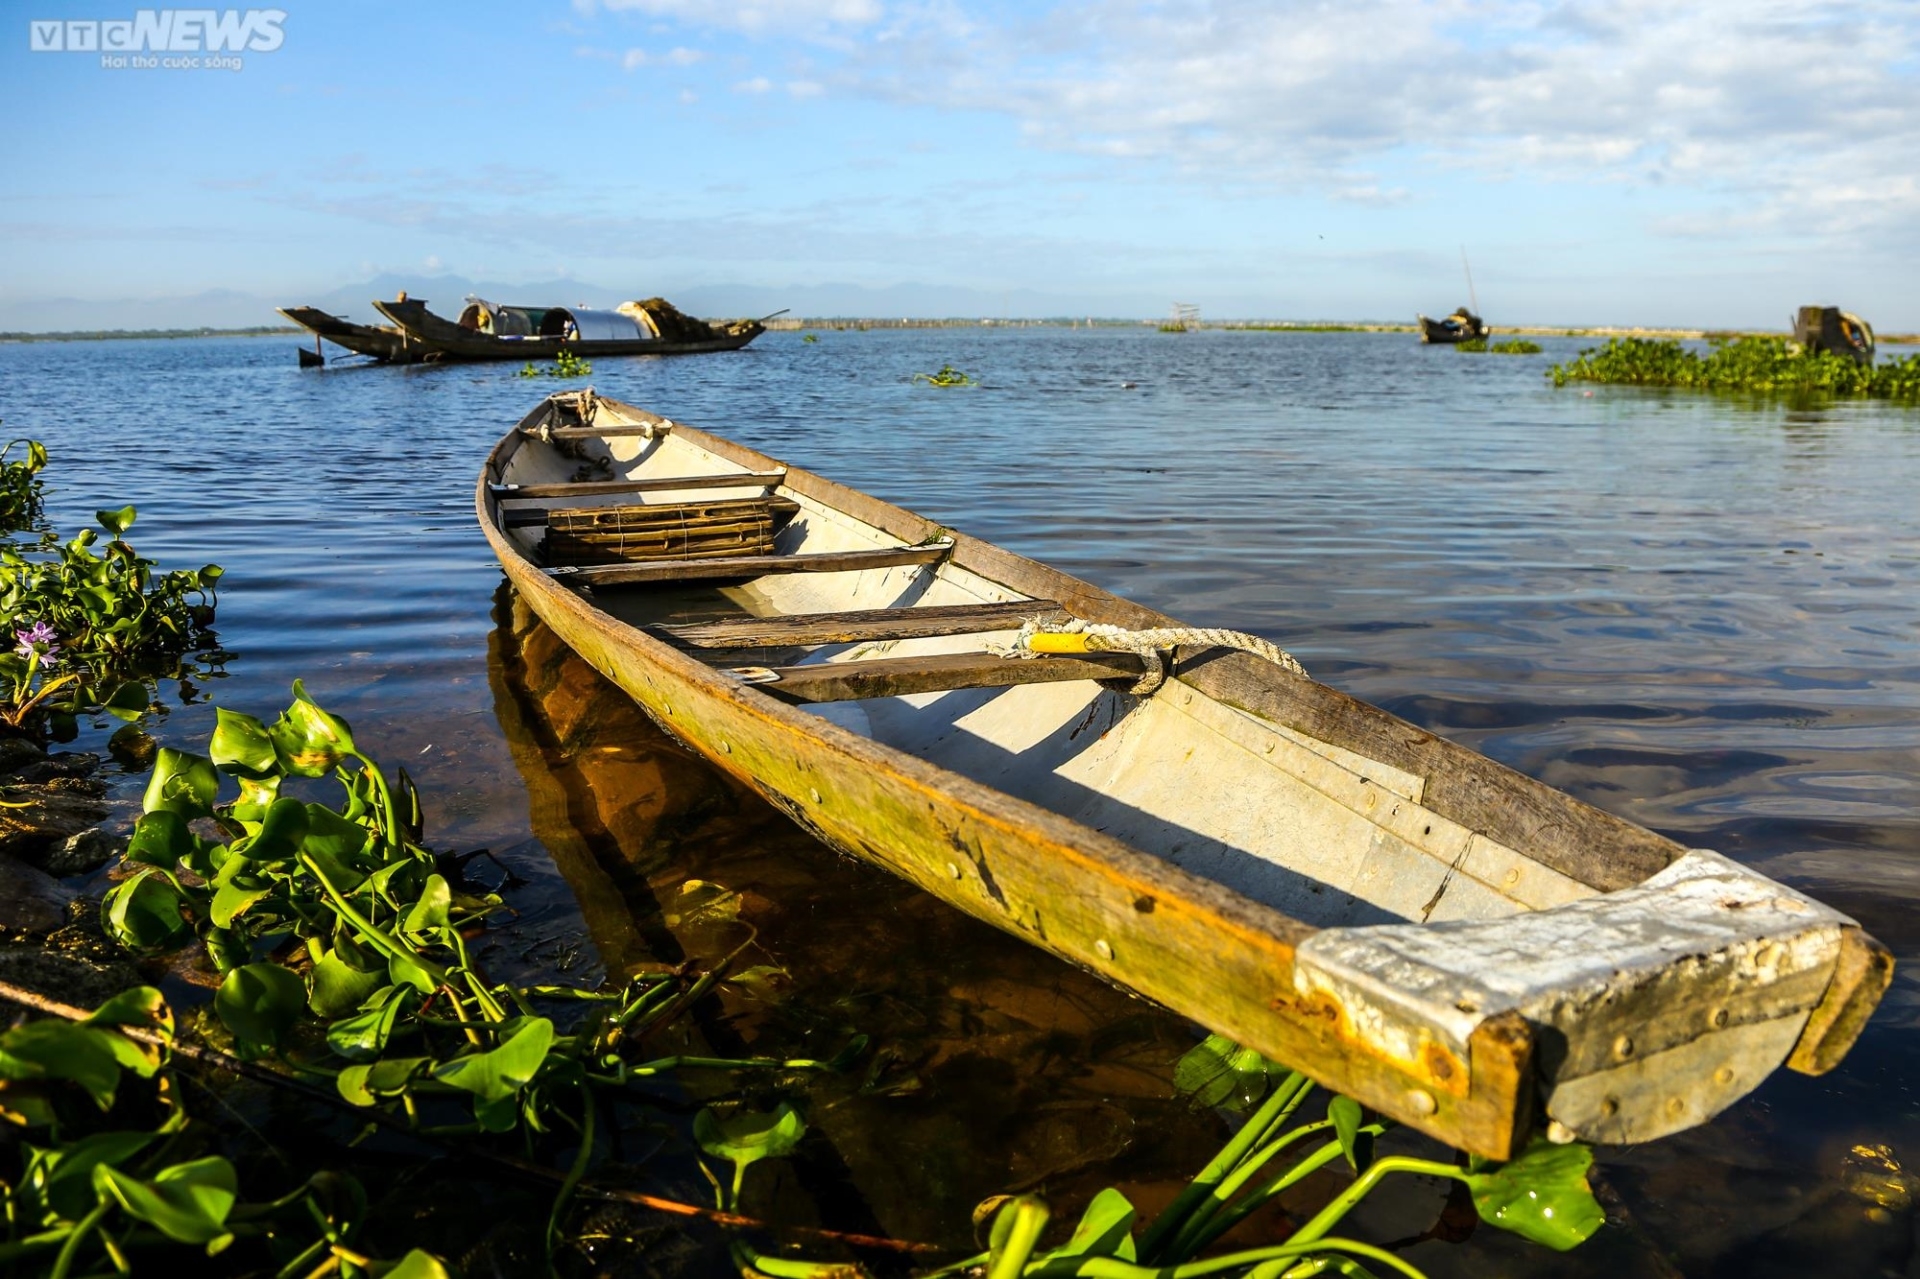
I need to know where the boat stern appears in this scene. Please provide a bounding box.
[1293,849,1890,1147]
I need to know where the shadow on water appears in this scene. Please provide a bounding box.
[488,586,1234,1252]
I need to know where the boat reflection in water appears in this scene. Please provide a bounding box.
[489,589,1232,1252]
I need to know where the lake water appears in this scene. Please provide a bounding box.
[2,327,1917,1275]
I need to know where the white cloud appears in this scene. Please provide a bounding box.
[734,76,774,94]
[787,79,824,97]
[595,0,1920,234]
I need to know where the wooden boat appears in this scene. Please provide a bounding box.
[373,295,765,363]
[1417,308,1489,344]
[1793,305,1875,365]
[277,305,423,364]
[478,390,1889,1161]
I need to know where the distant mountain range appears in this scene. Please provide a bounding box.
[0,273,1173,333]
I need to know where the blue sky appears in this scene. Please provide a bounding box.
[3,0,1917,328]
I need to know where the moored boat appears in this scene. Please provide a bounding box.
[478,389,1889,1160]
[1417,308,1489,344]
[374,294,767,362]
[277,305,423,364]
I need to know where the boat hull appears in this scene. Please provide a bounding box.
[1417,313,1490,344]
[277,306,422,363]
[378,298,760,362]
[478,393,1888,1159]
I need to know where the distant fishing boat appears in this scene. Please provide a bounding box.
[1417,308,1489,344]
[371,295,770,363]
[280,295,773,366]
[1793,305,1875,365]
[479,388,1889,1161]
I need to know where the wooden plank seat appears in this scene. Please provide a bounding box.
[727,649,1147,703]
[544,539,955,587]
[491,470,785,500]
[542,496,801,567]
[522,422,676,441]
[654,599,1070,650]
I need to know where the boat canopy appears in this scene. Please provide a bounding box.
[457,298,544,337]
[537,307,648,341]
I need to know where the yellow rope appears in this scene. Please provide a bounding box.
[1003,617,1307,696]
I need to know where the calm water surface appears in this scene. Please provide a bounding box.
[2,328,1918,1275]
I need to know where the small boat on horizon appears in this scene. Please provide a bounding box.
[478,388,1888,1161]
[280,294,772,365]
[1417,307,1490,344]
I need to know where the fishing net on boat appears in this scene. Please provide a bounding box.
[620,298,720,343]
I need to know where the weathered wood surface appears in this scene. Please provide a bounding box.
[658,599,1068,649]
[734,649,1146,702]
[1788,926,1895,1075]
[543,497,799,566]
[547,542,953,587]
[491,471,785,500]
[524,422,676,441]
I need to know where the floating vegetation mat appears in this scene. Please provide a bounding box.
[1549,336,1920,398]
[913,363,976,386]
[519,348,592,379]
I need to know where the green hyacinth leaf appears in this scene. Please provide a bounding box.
[1329,1095,1373,1172]
[1464,1139,1605,1251]
[124,810,196,869]
[214,962,307,1055]
[95,505,137,536]
[209,707,279,777]
[301,802,370,861]
[325,992,406,1063]
[309,947,389,1021]
[142,747,220,818]
[101,869,192,950]
[1044,1186,1137,1262]
[0,1019,125,1109]
[267,679,356,776]
[431,1017,554,1103]
[403,874,451,936]
[94,1156,238,1247]
[694,1101,807,1173]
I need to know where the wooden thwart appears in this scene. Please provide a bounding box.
[543,496,800,567]
[546,541,954,587]
[657,599,1068,649]
[732,649,1145,702]
[524,422,676,441]
[491,470,785,500]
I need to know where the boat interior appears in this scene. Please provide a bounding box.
[489,396,1612,936]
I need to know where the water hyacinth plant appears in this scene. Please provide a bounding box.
[0,507,221,675]
[914,364,977,387]
[737,1034,1603,1279]
[75,682,861,1269]
[0,432,48,532]
[518,348,593,379]
[1490,339,1542,354]
[0,503,221,736]
[1550,336,1920,398]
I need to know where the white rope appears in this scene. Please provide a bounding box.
[995,617,1307,697]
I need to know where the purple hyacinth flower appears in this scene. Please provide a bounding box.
[13,621,58,660]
